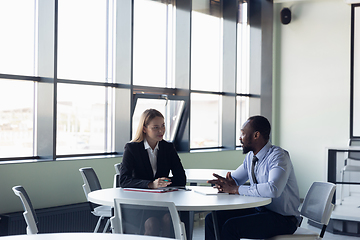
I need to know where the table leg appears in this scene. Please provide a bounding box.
[179,211,194,240]
[212,211,220,240]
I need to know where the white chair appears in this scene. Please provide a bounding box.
[267,182,336,240]
[111,198,186,240]
[12,186,39,235]
[339,139,360,205]
[79,167,112,233]
[113,163,122,188]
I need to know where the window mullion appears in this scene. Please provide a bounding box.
[37,0,56,160]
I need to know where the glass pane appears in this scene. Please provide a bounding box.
[190,93,220,148]
[133,0,173,88]
[191,0,221,92]
[57,84,110,155]
[0,80,34,158]
[236,96,249,146]
[236,1,249,94]
[58,0,107,82]
[0,0,36,76]
[132,98,185,142]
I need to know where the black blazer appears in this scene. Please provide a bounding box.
[119,140,186,189]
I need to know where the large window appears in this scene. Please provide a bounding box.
[190,0,250,149]
[56,0,113,155]
[190,0,222,148]
[0,0,264,162]
[0,0,36,158]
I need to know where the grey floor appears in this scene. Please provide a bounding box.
[191,212,360,240]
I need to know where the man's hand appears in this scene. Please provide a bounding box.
[207,172,239,194]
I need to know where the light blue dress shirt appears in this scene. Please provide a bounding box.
[231,141,301,218]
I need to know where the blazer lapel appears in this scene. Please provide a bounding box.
[155,141,165,178]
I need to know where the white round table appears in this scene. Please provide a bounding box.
[185,169,234,185]
[0,233,170,240]
[88,186,271,211]
[88,186,271,240]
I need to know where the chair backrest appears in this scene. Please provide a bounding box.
[348,139,360,160]
[113,174,120,188]
[111,198,186,240]
[79,167,102,199]
[301,182,336,225]
[114,163,122,174]
[12,186,39,235]
[113,163,122,188]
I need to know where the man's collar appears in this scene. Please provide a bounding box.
[253,141,271,162]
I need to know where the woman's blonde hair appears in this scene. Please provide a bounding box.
[132,109,164,142]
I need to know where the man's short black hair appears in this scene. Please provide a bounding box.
[248,115,271,141]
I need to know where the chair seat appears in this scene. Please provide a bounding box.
[343,164,360,172]
[267,227,320,240]
[92,205,112,217]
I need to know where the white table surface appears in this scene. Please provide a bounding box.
[185,169,234,184]
[0,233,170,240]
[88,186,271,212]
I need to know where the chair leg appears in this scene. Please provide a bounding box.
[94,216,104,233]
[320,225,327,238]
[340,170,345,205]
[103,219,110,233]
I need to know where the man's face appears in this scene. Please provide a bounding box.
[239,120,255,154]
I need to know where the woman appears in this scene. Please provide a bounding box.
[119,108,186,189]
[119,109,186,237]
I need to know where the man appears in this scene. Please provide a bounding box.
[205,115,300,240]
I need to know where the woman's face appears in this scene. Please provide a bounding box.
[143,116,165,144]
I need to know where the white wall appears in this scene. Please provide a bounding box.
[273,0,351,197]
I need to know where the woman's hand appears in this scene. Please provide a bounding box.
[148,177,172,189]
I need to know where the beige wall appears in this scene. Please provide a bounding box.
[273,0,351,197]
[0,150,244,214]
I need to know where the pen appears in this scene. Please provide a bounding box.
[164,179,170,182]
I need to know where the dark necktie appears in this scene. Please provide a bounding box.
[251,155,258,184]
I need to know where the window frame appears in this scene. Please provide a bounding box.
[0,0,272,162]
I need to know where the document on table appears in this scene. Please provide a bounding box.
[123,187,179,193]
[192,186,228,195]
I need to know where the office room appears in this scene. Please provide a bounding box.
[0,0,359,239]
